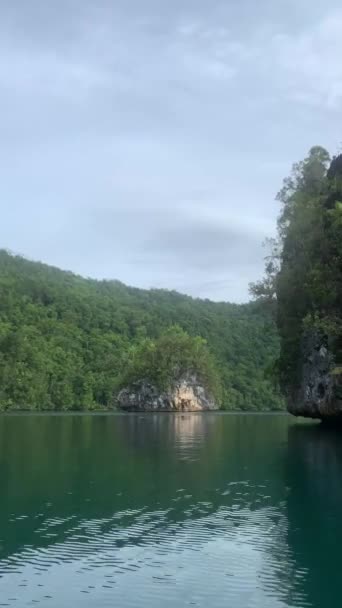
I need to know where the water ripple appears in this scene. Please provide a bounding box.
[0,414,323,607]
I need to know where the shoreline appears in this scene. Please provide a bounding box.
[0,409,289,417]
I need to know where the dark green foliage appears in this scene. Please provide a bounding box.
[118,326,223,403]
[253,146,342,393]
[0,250,283,411]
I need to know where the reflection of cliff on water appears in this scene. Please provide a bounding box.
[0,414,289,577]
[3,414,341,607]
[285,424,342,608]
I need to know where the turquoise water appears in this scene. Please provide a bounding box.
[0,413,340,607]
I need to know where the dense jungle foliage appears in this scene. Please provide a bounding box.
[251,146,342,392]
[0,250,283,411]
[118,326,223,402]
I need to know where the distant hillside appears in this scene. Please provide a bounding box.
[0,250,283,411]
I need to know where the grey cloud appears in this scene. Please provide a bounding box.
[143,218,262,271]
[0,0,340,302]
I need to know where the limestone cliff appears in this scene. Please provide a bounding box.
[117,374,218,412]
[288,332,342,420]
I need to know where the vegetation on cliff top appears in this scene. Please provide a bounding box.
[0,250,283,411]
[118,325,223,403]
[251,146,342,392]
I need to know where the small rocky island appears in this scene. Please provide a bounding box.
[118,374,218,412]
[116,326,221,413]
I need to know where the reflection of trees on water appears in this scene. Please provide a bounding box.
[284,424,342,608]
[0,413,299,608]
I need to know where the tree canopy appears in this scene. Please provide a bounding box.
[118,325,223,403]
[0,250,283,411]
[252,146,342,393]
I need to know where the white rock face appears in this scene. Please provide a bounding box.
[118,374,218,412]
[172,380,211,411]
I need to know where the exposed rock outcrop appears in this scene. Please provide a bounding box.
[288,331,342,420]
[117,374,218,412]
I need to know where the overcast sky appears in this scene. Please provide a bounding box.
[0,0,341,302]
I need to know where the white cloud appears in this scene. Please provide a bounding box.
[0,0,340,302]
[264,11,342,108]
[0,42,110,100]
[173,9,342,108]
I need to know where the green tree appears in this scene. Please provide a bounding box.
[118,325,223,403]
[0,250,283,411]
[253,146,342,394]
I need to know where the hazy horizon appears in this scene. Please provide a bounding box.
[2,247,258,304]
[1,0,341,302]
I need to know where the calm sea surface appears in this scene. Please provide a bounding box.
[0,413,341,608]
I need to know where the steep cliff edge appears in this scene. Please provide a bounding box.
[118,374,218,412]
[288,332,342,420]
[251,146,342,421]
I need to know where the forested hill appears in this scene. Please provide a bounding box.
[0,250,283,411]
